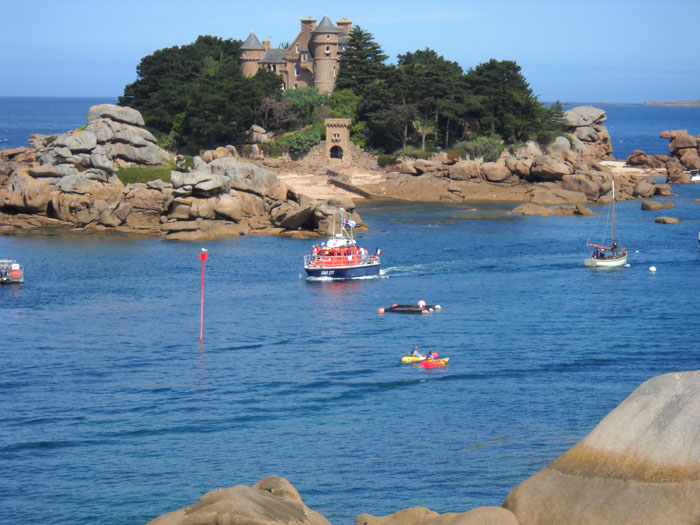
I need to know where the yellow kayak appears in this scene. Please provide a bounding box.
[401,354,427,363]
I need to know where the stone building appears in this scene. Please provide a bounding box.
[325,118,352,162]
[239,15,351,93]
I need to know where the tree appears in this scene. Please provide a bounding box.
[464,59,563,143]
[335,26,388,98]
[398,49,463,149]
[120,36,242,137]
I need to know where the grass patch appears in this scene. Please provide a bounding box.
[117,162,174,185]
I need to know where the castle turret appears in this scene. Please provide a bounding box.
[240,32,265,77]
[309,15,340,94]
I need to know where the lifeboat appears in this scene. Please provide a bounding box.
[304,208,380,279]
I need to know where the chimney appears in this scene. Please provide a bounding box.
[301,16,316,33]
[262,40,271,50]
[336,18,352,35]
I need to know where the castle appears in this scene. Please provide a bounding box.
[239,15,351,93]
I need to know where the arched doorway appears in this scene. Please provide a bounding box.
[330,146,343,159]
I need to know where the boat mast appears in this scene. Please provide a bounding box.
[611,178,616,246]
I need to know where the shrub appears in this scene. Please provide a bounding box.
[238,144,252,158]
[273,126,321,160]
[445,150,463,162]
[452,136,504,163]
[117,162,175,185]
[395,146,432,160]
[377,154,397,167]
[260,142,282,158]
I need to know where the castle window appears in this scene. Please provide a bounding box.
[296,44,300,52]
[295,65,300,76]
[326,34,330,40]
[333,133,340,139]
[325,46,330,55]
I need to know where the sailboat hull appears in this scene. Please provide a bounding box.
[584,254,627,268]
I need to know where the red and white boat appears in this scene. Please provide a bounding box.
[304,209,381,279]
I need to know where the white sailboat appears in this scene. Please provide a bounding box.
[584,178,628,268]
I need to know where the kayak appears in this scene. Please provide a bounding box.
[419,357,449,368]
[379,303,441,315]
[401,354,427,363]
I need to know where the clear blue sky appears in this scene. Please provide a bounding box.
[1,0,698,103]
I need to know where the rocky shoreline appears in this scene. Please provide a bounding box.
[146,370,700,524]
[2,104,697,240]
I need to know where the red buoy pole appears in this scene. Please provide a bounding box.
[199,248,208,344]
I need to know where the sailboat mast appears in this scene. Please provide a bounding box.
[611,178,616,244]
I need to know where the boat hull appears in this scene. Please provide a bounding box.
[419,358,449,368]
[304,262,380,279]
[584,254,627,268]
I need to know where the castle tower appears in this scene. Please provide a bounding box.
[240,32,265,77]
[336,18,352,37]
[326,118,352,163]
[309,15,340,94]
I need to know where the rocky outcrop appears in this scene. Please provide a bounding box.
[161,154,363,240]
[0,104,173,233]
[563,106,613,159]
[629,129,700,183]
[0,105,354,239]
[502,370,700,524]
[148,476,329,525]
[655,216,680,224]
[509,202,593,217]
[641,200,674,211]
[355,506,519,525]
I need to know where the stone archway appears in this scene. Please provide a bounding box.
[330,145,343,159]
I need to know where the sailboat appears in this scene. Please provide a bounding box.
[584,178,628,268]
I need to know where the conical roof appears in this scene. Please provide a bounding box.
[313,15,339,33]
[241,32,264,50]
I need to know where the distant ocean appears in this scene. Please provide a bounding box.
[1,97,700,159]
[2,98,700,524]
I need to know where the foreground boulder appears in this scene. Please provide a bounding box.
[148,476,329,525]
[503,370,700,524]
[356,506,519,524]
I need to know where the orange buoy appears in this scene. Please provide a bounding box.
[420,310,429,315]
[377,307,385,314]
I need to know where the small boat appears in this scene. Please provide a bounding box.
[584,178,628,268]
[379,300,441,315]
[690,169,700,182]
[402,353,427,363]
[419,357,449,368]
[0,259,24,284]
[304,208,380,279]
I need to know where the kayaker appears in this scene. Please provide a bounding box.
[412,346,421,357]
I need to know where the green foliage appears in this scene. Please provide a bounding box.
[116,27,565,158]
[329,89,360,119]
[119,35,277,151]
[452,136,504,162]
[260,142,282,158]
[377,154,398,167]
[283,87,330,126]
[238,144,252,158]
[395,146,432,160]
[336,26,389,98]
[117,163,175,185]
[273,125,322,160]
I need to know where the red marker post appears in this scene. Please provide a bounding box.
[199,248,208,344]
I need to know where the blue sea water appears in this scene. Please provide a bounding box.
[564,103,700,159]
[1,99,700,524]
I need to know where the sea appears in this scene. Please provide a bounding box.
[1,98,700,524]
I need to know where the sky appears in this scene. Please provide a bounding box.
[1,0,699,103]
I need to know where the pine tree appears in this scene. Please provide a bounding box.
[335,26,388,98]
